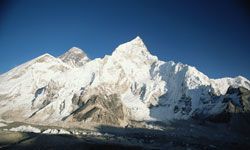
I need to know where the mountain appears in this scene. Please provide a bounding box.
[0,36,249,127]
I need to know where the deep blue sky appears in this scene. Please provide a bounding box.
[0,0,250,79]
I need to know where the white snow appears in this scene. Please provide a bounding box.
[9,125,41,133]
[42,129,59,134]
[0,122,7,127]
[42,128,71,134]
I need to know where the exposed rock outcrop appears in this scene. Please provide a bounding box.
[65,94,127,126]
[208,86,250,125]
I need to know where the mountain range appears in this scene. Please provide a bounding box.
[0,36,249,127]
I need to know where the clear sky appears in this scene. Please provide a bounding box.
[0,0,250,79]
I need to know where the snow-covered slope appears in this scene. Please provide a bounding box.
[0,36,249,126]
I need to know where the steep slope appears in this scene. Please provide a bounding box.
[0,37,249,127]
[207,86,250,123]
[149,62,250,121]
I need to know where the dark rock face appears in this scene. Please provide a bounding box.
[178,94,192,115]
[66,94,126,126]
[208,86,250,124]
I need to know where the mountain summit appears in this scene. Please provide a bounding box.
[112,36,156,59]
[59,47,90,67]
[0,37,249,127]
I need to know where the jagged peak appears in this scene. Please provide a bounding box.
[59,47,88,59]
[67,47,86,55]
[111,36,157,62]
[112,37,146,53]
[59,47,90,67]
[130,36,144,45]
[135,36,142,40]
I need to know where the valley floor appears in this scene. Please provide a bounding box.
[0,120,250,150]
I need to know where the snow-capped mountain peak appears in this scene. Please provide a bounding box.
[112,36,158,65]
[130,36,145,46]
[59,47,90,67]
[67,47,86,54]
[113,37,146,54]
